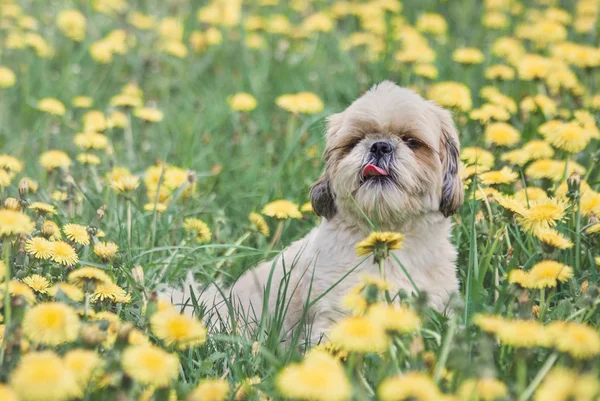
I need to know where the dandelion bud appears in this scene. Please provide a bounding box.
[132,265,144,285]
[581,280,589,295]
[18,178,29,198]
[80,324,107,345]
[567,173,581,201]
[4,197,20,211]
[117,322,134,342]
[41,220,60,239]
[532,305,540,318]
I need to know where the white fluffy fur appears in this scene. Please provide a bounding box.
[160,81,463,344]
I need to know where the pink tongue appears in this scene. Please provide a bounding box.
[363,164,388,177]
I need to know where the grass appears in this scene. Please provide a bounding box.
[1,0,600,400]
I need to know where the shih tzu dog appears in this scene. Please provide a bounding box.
[162,81,463,343]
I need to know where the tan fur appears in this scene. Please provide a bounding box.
[160,81,464,344]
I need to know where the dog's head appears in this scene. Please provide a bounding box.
[310,81,463,227]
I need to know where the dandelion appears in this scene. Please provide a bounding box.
[121,344,179,388]
[479,167,519,185]
[150,309,207,349]
[182,218,212,243]
[229,93,257,112]
[0,154,24,173]
[329,315,389,353]
[473,314,506,334]
[111,175,140,193]
[378,372,441,401]
[485,64,515,80]
[458,378,508,401]
[416,13,447,36]
[144,202,168,212]
[68,266,112,288]
[91,282,129,303]
[535,229,574,249]
[64,349,103,391]
[48,282,84,302]
[508,269,529,287]
[355,232,404,261]
[28,202,57,215]
[10,351,80,401]
[56,9,86,42]
[262,200,302,219]
[276,350,351,401]
[41,220,61,239]
[461,147,495,169]
[249,212,270,237]
[72,96,93,108]
[133,107,164,122]
[93,241,119,260]
[37,98,66,116]
[63,223,90,246]
[0,385,18,401]
[427,81,472,112]
[50,241,79,266]
[73,132,109,150]
[25,237,53,259]
[23,274,50,293]
[39,150,71,171]
[367,303,421,334]
[414,63,438,79]
[276,92,324,114]
[484,123,521,147]
[0,66,17,88]
[22,302,80,345]
[453,47,484,64]
[0,209,35,237]
[495,319,551,348]
[517,198,567,232]
[552,322,600,359]
[188,379,230,401]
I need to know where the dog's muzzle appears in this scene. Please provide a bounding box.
[362,141,393,179]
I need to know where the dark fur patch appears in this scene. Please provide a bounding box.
[310,174,337,219]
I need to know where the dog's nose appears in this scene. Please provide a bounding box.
[370,141,393,157]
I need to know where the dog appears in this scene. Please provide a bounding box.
[161,81,463,344]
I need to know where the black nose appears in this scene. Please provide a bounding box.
[370,141,393,157]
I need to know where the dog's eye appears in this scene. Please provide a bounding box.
[403,137,421,150]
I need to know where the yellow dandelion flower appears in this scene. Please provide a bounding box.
[2,280,36,304]
[151,309,207,349]
[262,200,302,220]
[378,372,441,401]
[228,93,257,112]
[188,379,230,401]
[23,274,50,293]
[93,241,119,260]
[276,92,324,114]
[586,222,600,234]
[249,212,270,237]
[427,81,472,111]
[329,315,389,353]
[0,67,17,88]
[496,319,551,348]
[458,377,508,401]
[39,150,71,171]
[479,167,519,185]
[50,241,79,266]
[0,209,35,237]
[63,223,90,246]
[73,132,109,150]
[10,351,79,401]
[28,201,57,215]
[508,269,529,286]
[453,47,484,65]
[72,96,93,108]
[64,349,103,391]
[517,198,567,232]
[37,98,66,116]
[144,202,168,212]
[133,107,164,122]
[48,282,84,302]
[111,175,140,193]
[414,63,438,79]
[25,237,53,259]
[82,110,107,132]
[461,147,495,169]
[518,54,551,81]
[541,121,593,153]
[416,13,447,36]
[76,153,101,165]
[552,321,600,359]
[56,9,86,42]
[367,303,420,334]
[128,11,156,30]
[484,122,521,147]
[276,350,351,401]
[91,282,129,303]
[182,218,212,243]
[514,187,549,203]
[473,314,506,334]
[535,228,573,249]
[485,64,515,80]
[0,154,24,173]
[355,231,404,257]
[68,266,112,287]
[22,302,80,345]
[121,344,179,388]
[0,384,18,401]
[470,103,511,123]
[526,261,573,289]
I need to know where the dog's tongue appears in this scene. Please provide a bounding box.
[363,163,388,177]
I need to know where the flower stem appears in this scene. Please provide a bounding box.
[539,288,545,321]
[433,314,457,384]
[0,239,12,366]
[518,352,558,401]
[267,221,284,250]
[517,354,527,396]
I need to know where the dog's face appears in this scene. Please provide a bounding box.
[311,81,463,227]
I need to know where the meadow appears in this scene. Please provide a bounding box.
[1,0,600,400]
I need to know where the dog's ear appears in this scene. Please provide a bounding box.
[310,172,336,219]
[436,107,464,217]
